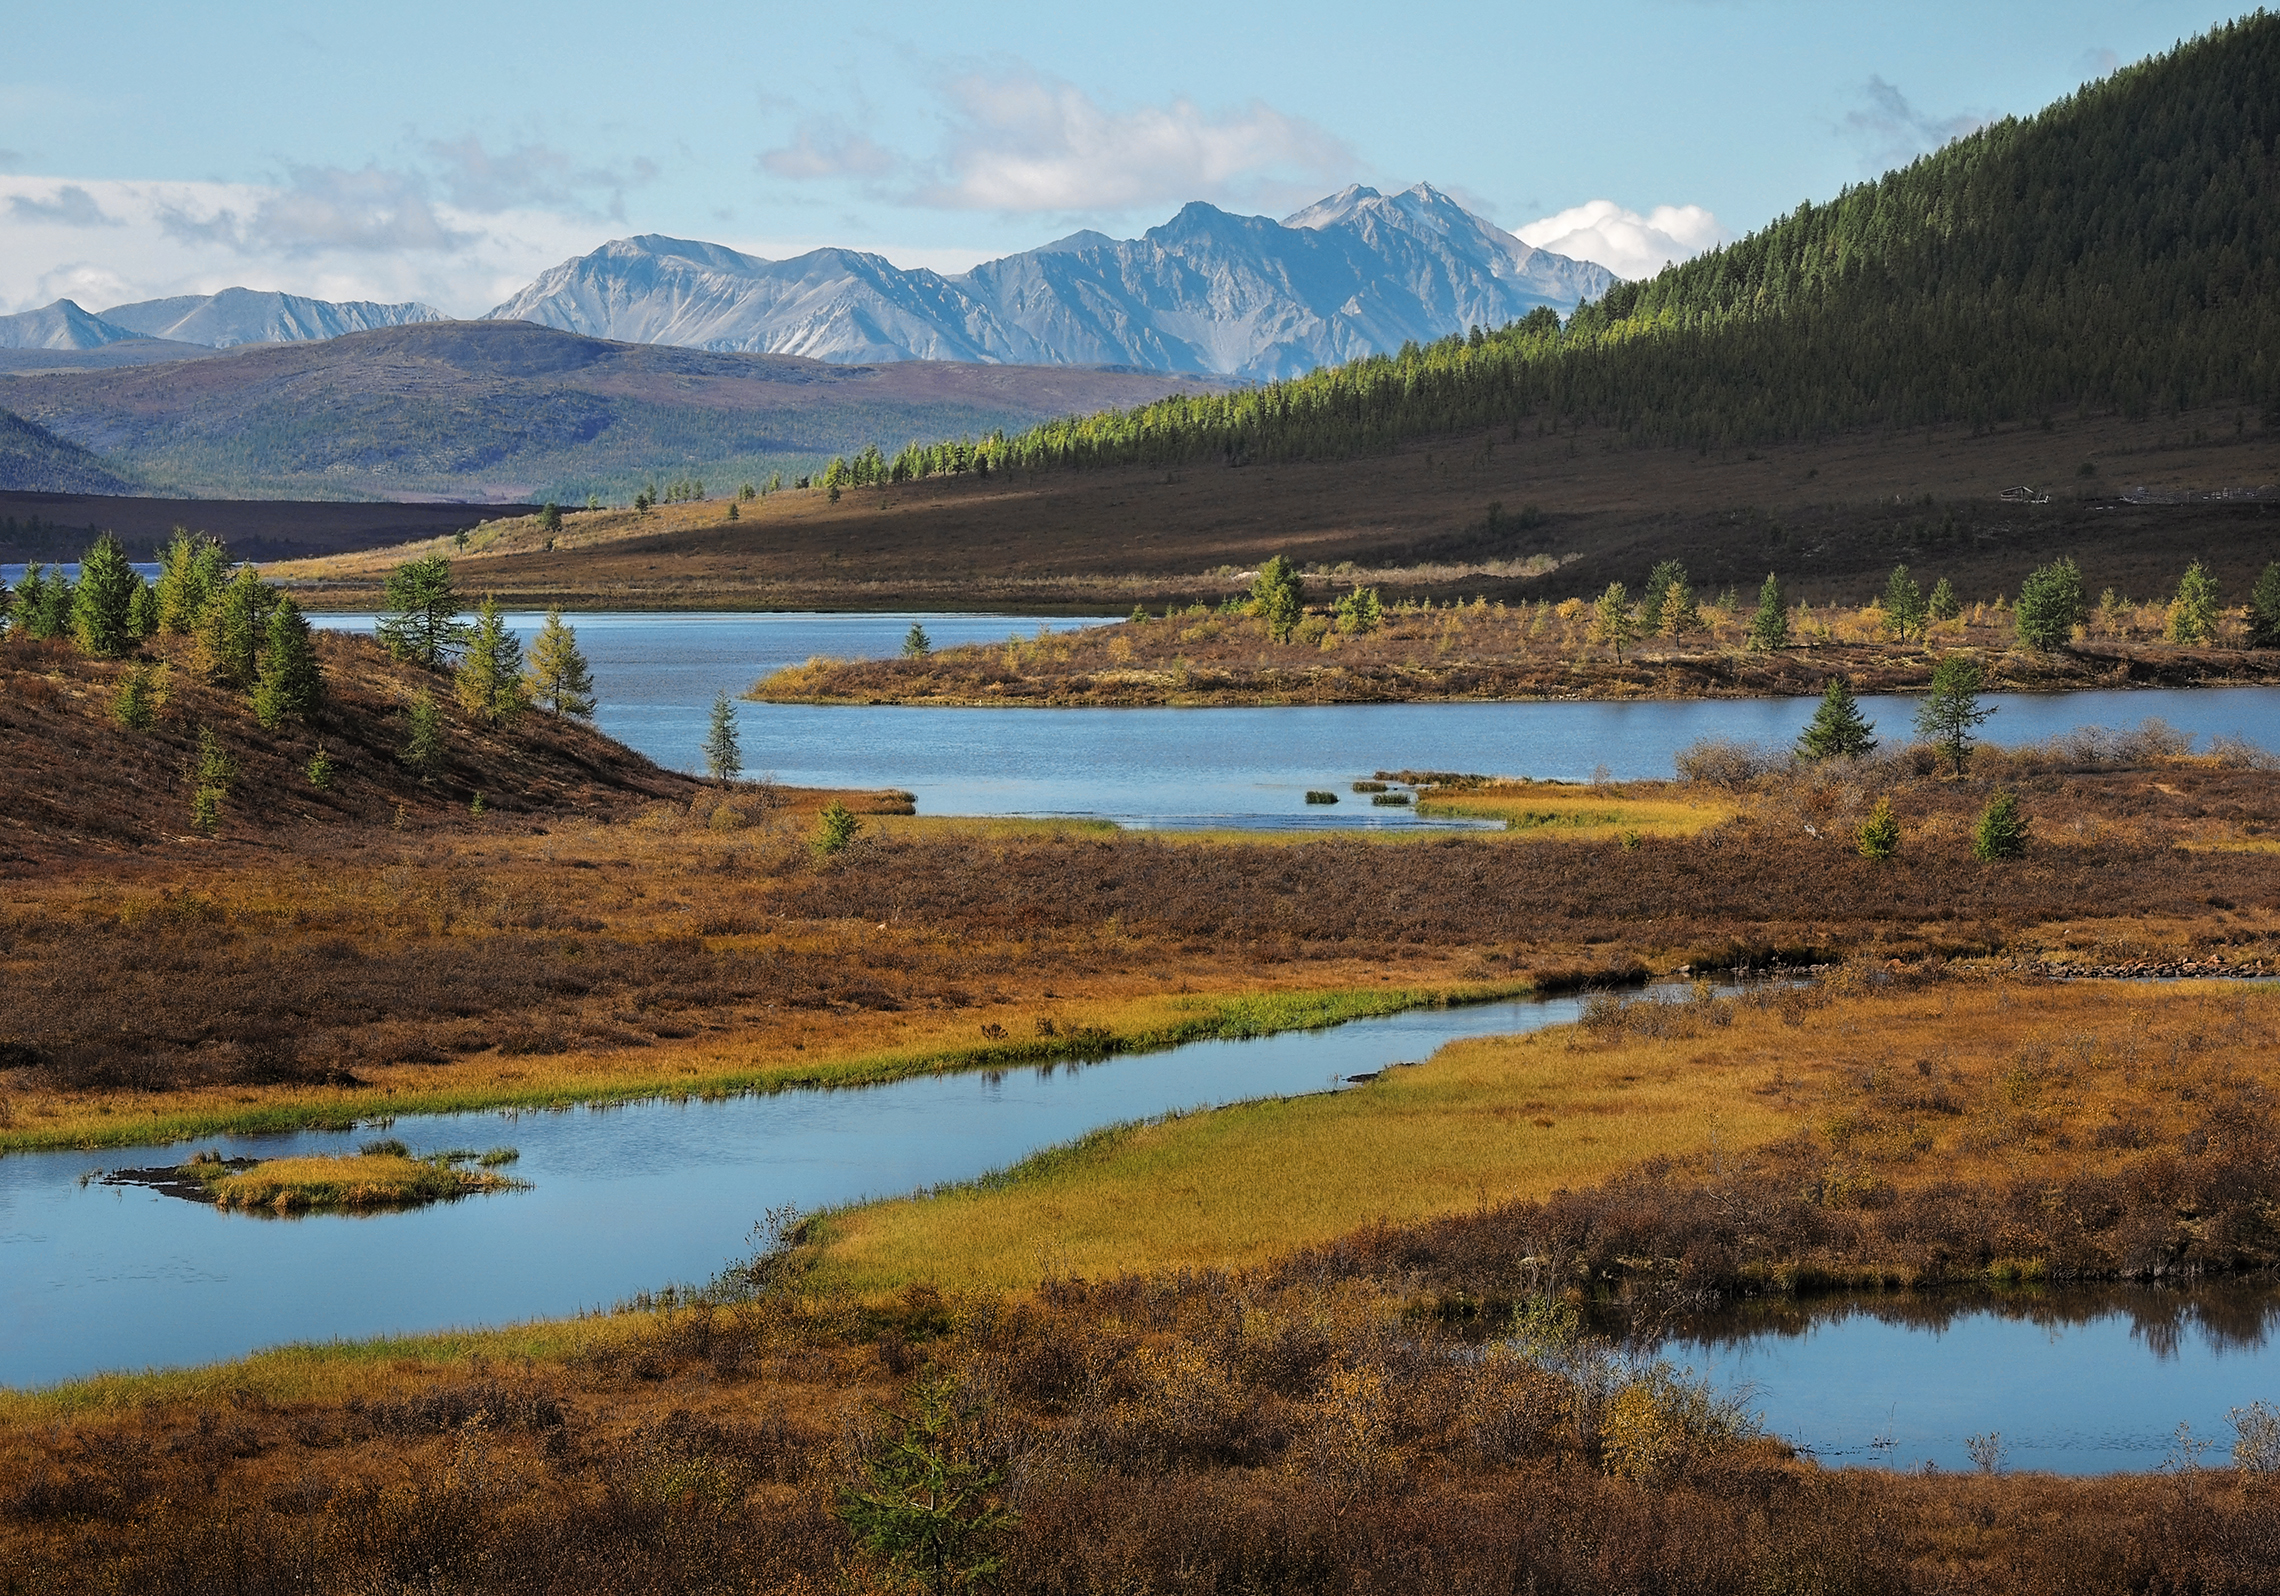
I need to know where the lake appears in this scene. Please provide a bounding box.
[308,610,2280,826]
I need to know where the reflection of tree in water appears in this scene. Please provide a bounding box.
[1629,1283,2280,1360]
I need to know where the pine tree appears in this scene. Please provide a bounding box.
[1639,560,1687,634]
[2014,558,2085,651]
[539,502,562,533]
[1927,577,1961,623]
[70,533,140,658]
[196,565,273,687]
[1882,564,1926,641]
[377,555,468,668]
[1747,573,1789,650]
[155,528,228,634]
[400,689,443,778]
[904,623,933,658]
[1334,586,1383,635]
[191,725,234,835]
[111,663,164,730]
[1798,677,1877,759]
[252,598,324,728]
[1856,795,1901,860]
[1591,582,1637,662]
[455,595,527,726]
[1915,655,1993,774]
[2251,562,2280,648]
[524,609,596,718]
[129,578,159,639]
[2166,562,2220,645]
[703,690,743,783]
[1657,576,1699,639]
[1249,556,1303,642]
[1973,791,2030,860]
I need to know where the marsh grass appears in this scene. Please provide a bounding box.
[815,973,2280,1294]
[1416,783,1739,840]
[186,1147,526,1212]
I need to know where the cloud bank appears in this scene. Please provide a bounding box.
[1842,77,1989,175]
[1515,200,1724,281]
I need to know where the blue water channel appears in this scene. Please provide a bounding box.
[2,994,1589,1391]
[308,610,2280,825]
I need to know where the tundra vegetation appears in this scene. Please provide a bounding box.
[9,543,2280,1590]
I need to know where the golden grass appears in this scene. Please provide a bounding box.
[1414,783,1740,841]
[193,1151,522,1212]
[815,1017,1815,1292]
[814,975,2280,1294]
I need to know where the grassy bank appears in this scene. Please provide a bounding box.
[0,979,1533,1155]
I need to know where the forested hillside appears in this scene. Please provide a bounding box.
[905,16,2276,477]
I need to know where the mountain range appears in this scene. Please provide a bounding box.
[0,185,1611,380]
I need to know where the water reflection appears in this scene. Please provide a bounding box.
[1651,1283,2280,1473]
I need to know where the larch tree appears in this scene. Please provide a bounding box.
[377,555,468,668]
[1747,573,1789,650]
[196,565,274,687]
[704,690,743,784]
[454,596,528,726]
[1915,655,1993,774]
[1798,677,1877,760]
[69,533,141,658]
[252,598,325,728]
[524,610,596,718]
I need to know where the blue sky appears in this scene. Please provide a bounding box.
[0,0,2249,316]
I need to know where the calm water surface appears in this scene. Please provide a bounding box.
[2,995,1586,1390]
[1659,1287,2280,1474]
[310,610,2280,825]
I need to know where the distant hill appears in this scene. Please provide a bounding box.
[97,288,445,348]
[484,184,1615,379]
[0,320,1233,501]
[952,16,2280,473]
[0,409,139,495]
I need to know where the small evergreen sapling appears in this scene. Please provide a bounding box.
[155,528,228,634]
[1592,582,1637,662]
[377,554,468,668]
[813,799,861,857]
[703,690,742,783]
[1333,585,1383,635]
[190,725,234,835]
[1882,564,1927,641]
[2166,562,2220,645]
[1249,555,1303,642]
[2014,558,2085,651]
[400,689,444,777]
[111,663,165,729]
[1748,573,1789,650]
[2249,561,2280,648]
[197,565,274,687]
[1798,677,1877,759]
[1639,560,1687,634]
[837,1377,1013,1596]
[306,744,334,790]
[524,609,596,718]
[1973,791,2030,860]
[1927,577,1961,623]
[128,578,159,639]
[1856,796,1901,861]
[903,622,932,658]
[1915,655,1993,775]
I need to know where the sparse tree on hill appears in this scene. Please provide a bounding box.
[1334,585,1383,635]
[1856,795,1901,860]
[1747,573,1788,650]
[190,724,234,835]
[1928,577,1960,623]
[155,528,229,634]
[1591,582,1637,662]
[2251,562,2280,648]
[1657,576,1699,639]
[377,555,468,669]
[1639,560,1688,634]
[524,610,595,718]
[252,598,324,728]
[2013,558,2084,651]
[1249,556,1303,642]
[1798,677,1876,760]
[10,565,63,638]
[455,596,528,726]
[197,565,274,687]
[400,689,444,778]
[539,502,562,533]
[1915,655,1993,774]
[1973,790,2030,860]
[904,623,932,658]
[129,578,159,639]
[112,663,165,730]
[70,533,140,658]
[813,799,861,858]
[2165,562,2220,645]
[704,690,743,784]
[1882,564,1926,641]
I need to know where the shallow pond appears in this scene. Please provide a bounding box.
[311,610,2280,826]
[2,993,1587,1390]
[1658,1285,2280,1474]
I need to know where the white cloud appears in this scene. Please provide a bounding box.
[760,121,900,181]
[1515,200,1724,281]
[7,183,119,227]
[1842,77,1989,175]
[907,69,1351,215]
[0,173,600,316]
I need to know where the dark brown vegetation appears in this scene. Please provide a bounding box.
[268,402,2280,613]
[757,596,2280,706]
[3,1211,2276,1594]
[0,489,535,563]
